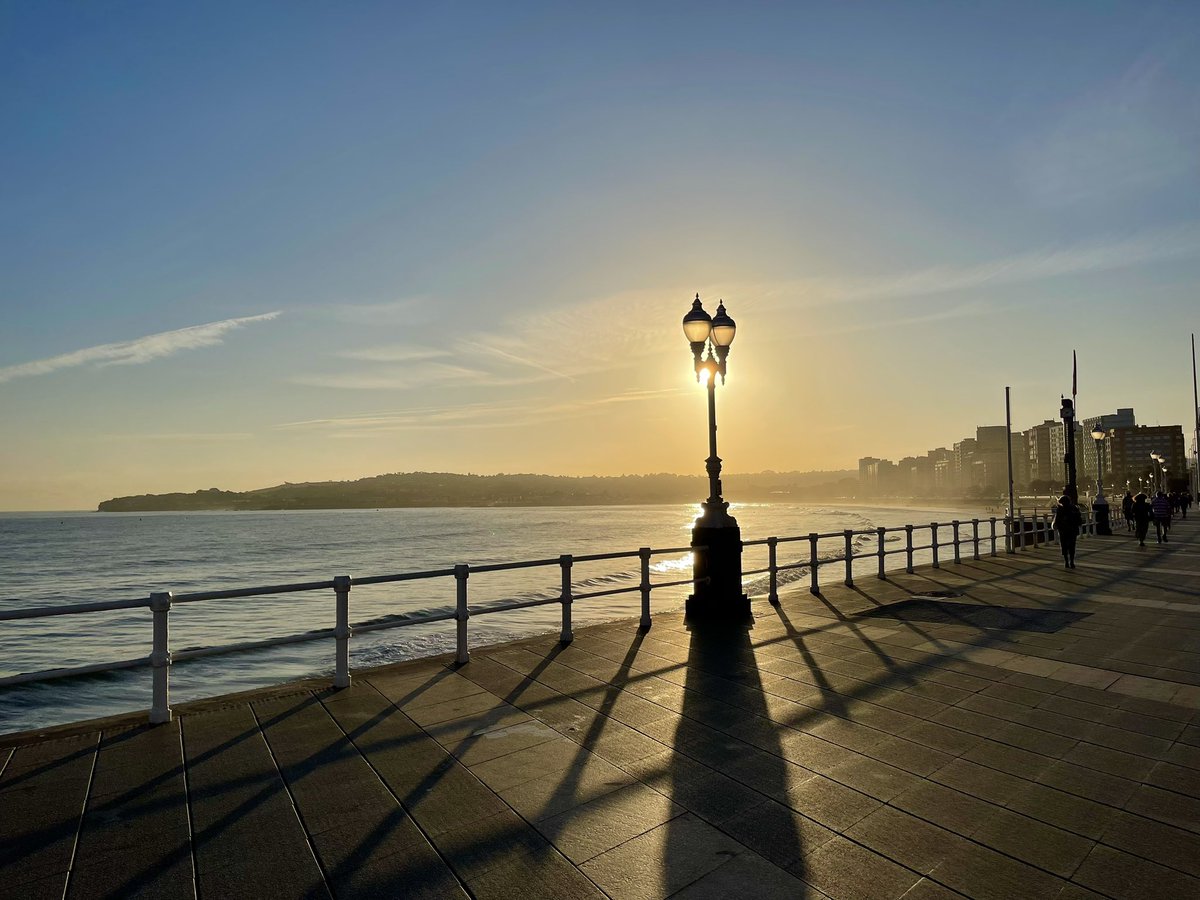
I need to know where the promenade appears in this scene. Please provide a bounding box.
[3,518,1200,899]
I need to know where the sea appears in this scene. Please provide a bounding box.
[0,502,991,736]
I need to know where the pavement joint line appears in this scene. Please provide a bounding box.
[176,718,199,896]
[58,731,99,900]
[247,695,334,900]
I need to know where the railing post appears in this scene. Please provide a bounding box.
[1004,514,1013,554]
[639,547,652,630]
[905,525,914,573]
[454,564,470,665]
[808,533,819,595]
[1044,512,1052,546]
[559,555,573,644]
[1018,513,1027,551]
[972,519,980,561]
[952,520,961,564]
[333,575,352,688]
[149,591,173,724]
[876,527,886,579]
[767,537,780,605]
[844,530,854,586]
[931,523,940,568]
[990,516,998,557]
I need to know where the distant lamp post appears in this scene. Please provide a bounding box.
[1150,452,1162,492]
[1090,426,1111,535]
[681,294,749,623]
[1060,398,1077,502]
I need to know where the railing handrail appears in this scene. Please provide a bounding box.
[2,508,1102,725]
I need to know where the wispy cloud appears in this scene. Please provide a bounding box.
[97,432,255,442]
[747,224,1200,312]
[289,361,559,391]
[321,297,430,326]
[792,301,995,340]
[0,312,281,385]
[1014,46,1198,205]
[457,340,575,382]
[338,345,450,363]
[293,222,1200,399]
[276,388,680,435]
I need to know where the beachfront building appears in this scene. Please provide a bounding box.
[1080,409,1136,489]
[951,438,977,493]
[1109,425,1186,493]
[858,457,883,495]
[1047,421,1086,491]
[1025,420,1061,488]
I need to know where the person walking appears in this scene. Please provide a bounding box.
[1122,491,1134,531]
[1053,494,1082,569]
[1152,490,1172,543]
[1132,492,1152,548]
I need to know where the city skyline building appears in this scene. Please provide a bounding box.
[1108,425,1187,494]
[857,406,1194,498]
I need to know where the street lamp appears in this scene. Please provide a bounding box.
[1150,452,1162,492]
[1090,426,1111,534]
[681,294,749,623]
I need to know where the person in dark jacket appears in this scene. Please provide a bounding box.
[1132,492,1152,547]
[1053,495,1082,568]
[1152,491,1172,543]
[1121,491,1134,531]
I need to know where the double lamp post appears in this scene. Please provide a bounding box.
[682,294,750,623]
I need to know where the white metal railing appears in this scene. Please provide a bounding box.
[0,511,1101,725]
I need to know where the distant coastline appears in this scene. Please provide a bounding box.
[97,470,862,512]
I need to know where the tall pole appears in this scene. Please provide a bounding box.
[1061,398,1078,502]
[1192,333,1199,497]
[1005,386,1015,516]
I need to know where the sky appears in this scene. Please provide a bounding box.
[2,1,1199,510]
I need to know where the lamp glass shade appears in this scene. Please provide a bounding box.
[1091,427,1105,441]
[682,296,712,344]
[710,302,736,347]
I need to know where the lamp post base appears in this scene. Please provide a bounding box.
[1093,497,1112,536]
[687,512,751,625]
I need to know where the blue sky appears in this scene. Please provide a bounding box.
[2,2,1198,508]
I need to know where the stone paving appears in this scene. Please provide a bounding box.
[3,515,1200,898]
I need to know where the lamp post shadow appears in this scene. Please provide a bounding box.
[660,619,813,892]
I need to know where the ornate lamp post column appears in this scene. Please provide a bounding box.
[1090,426,1111,535]
[682,294,750,623]
[1150,452,1162,492]
[1060,398,1078,502]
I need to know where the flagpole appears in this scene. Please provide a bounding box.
[1005,386,1015,554]
[1063,352,1078,503]
[1192,333,1198,497]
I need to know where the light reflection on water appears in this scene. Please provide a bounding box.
[0,502,983,734]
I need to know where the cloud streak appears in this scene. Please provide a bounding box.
[276,388,682,435]
[0,312,282,384]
